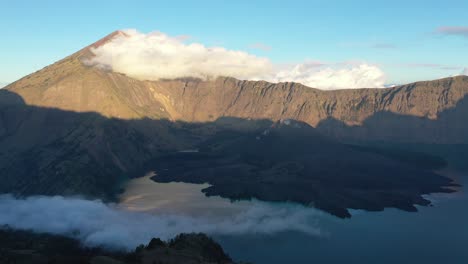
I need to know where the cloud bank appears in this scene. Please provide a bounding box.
[272,62,386,89]
[462,68,468,76]
[0,194,322,251]
[85,29,386,90]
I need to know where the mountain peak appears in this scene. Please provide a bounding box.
[72,30,130,60]
[87,30,129,51]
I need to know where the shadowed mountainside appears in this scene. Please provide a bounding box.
[316,94,468,143]
[140,76,468,144]
[151,119,454,218]
[0,31,466,216]
[0,89,205,199]
[0,90,457,217]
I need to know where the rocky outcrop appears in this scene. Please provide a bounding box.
[0,228,236,264]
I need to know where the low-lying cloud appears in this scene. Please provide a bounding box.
[85,29,386,90]
[0,194,322,251]
[462,68,468,76]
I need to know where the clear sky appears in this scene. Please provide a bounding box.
[1,0,467,86]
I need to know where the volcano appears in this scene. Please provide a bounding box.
[0,31,465,217]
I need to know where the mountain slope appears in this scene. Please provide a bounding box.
[0,31,464,214]
[4,31,468,144]
[5,32,169,120]
[145,75,468,143]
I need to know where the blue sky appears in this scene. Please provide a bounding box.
[1,0,467,86]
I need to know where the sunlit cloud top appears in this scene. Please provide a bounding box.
[85,29,386,90]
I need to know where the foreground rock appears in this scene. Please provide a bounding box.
[0,228,239,264]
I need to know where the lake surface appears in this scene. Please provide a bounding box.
[120,170,468,264]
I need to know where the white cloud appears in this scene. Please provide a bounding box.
[271,62,386,90]
[85,29,273,81]
[0,194,322,251]
[462,68,468,75]
[85,29,387,90]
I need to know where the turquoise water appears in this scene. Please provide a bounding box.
[217,191,468,264]
[120,171,468,264]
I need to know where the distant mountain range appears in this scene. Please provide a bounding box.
[0,31,466,216]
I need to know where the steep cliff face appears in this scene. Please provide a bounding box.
[5,31,468,144]
[0,32,466,200]
[8,63,468,144]
[149,76,468,143]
